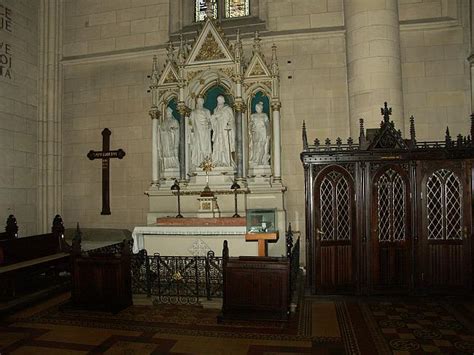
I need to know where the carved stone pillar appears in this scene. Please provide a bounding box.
[177,104,188,181]
[234,101,245,181]
[271,101,282,182]
[345,0,404,136]
[38,0,63,233]
[149,107,160,186]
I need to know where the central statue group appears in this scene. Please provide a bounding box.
[189,95,235,169]
[159,95,271,172]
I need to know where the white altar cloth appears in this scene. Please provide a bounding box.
[132,225,256,256]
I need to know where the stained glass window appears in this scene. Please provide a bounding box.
[225,0,249,18]
[195,0,217,22]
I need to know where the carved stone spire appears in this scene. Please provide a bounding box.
[302,120,308,150]
[234,29,243,62]
[177,34,185,66]
[166,41,174,62]
[381,102,392,123]
[205,0,214,19]
[253,30,262,54]
[271,43,279,76]
[150,55,159,86]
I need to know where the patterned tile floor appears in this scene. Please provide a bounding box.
[1,293,473,354]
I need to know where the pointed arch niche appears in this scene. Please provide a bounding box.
[149,14,281,189]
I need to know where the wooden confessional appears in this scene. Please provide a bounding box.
[301,103,474,295]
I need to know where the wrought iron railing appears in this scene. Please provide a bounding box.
[131,250,224,305]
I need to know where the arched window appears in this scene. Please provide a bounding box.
[195,0,250,22]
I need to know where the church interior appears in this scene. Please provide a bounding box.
[1,0,474,353]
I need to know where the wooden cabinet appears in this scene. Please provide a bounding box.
[71,254,132,312]
[221,256,289,321]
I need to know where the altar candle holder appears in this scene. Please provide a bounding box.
[231,180,240,218]
[171,180,183,218]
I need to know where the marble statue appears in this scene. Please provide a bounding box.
[211,95,235,167]
[189,97,212,168]
[160,107,180,169]
[249,101,270,166]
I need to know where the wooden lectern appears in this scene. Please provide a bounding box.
[245,232,278,256]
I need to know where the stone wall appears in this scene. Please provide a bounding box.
[0,0,39,236]
[63,0,169,58]
[400,0,471,140]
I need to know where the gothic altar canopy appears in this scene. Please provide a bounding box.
[143,9,286,256]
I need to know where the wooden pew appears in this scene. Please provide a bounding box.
[0,215,70,307]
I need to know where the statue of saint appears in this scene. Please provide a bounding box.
[211,95,235,167]
[189,97,212,168]
[249,101,270,166]
[159,107,180,169]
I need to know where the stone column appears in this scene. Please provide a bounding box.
[234,101,244,181]
[345,0,405,137]
[271,102,282,182]
[149,107,160,186]
[177,105,187,181]
[38,0,63,233]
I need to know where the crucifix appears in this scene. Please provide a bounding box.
[87,128,126,215]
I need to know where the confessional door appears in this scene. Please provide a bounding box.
[371,166,412,291]
[314,166,356,293]
[418,161,472,291]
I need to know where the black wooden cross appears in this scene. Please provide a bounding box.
[87,128,126,215]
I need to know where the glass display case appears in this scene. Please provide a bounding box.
[246,209,277,233]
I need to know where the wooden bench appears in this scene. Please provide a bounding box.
[0,215,70,306]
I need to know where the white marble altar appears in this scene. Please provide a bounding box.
[132,225,255,256]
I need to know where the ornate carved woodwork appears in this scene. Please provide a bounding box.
[301,102,474,294]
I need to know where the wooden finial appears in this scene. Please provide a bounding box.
[286,223,293,258]
[409,115,416,144]
[72,222,82,254]
[52,214,65,237]
[359,118,366,147]
[302,121,308,150]
[5,214,18,239]
[445,127,451,145]
[222,240,229,260]
[470,113,474,139]
[381,102,392,123]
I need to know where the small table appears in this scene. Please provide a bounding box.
[245,232,278,256]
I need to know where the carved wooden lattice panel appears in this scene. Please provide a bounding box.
[319,171,351,241]
[376,169,406,242]
[426,169,463,240]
